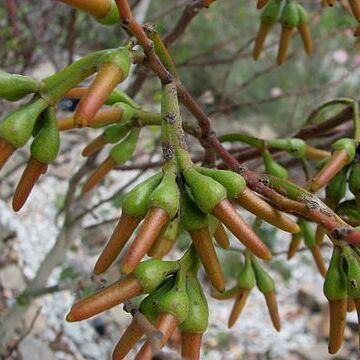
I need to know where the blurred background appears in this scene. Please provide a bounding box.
[0,0,360,359]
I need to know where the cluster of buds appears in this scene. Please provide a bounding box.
[324,246,360,353]
[254,0,313,65]
[212,252,281,331]
[254,0,360,64]
[0,46,165,211]
[1,1,360,356]
[219,97,360,355]
[63,82,302,358]
[92,156,299,281]
[288,219,327,276]
[67,248,209,359]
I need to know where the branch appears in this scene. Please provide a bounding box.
[114,0,360,246]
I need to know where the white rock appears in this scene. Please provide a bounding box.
[79,342,102,359]
[18,337,56,360]
[24,301,48,336]
[0,264,26,290]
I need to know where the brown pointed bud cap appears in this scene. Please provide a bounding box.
[74,63,124,127]
[287,232,302,260]
[309,245,327,277]
[315,225,327,246]
[297,23,313,54]
[304,145,330,161]
[328,299,347,354]
[121,208,169,275]
[66,276,143,322]
[237,187,299,233]
[213,223,230,249]
[112,319,144,360]
[181,332,203,360]
[228,288,250,328]
[0,139,16,171]
[277,26,294,66]
[190,227,225,292]
[264,291,281,331]
[82,135,107,157]
[309,150,350,193]
[82,157,117,193]
[13,158,48,212]
[253,23,272,60]
[94,213,141,275]
[211,286,238,300]
[211,199,272,260]
[134,312,178,360]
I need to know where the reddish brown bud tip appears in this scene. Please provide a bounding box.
[181,332,203,360]
[253,23,272,60]
[82,135,107,157]
[308,150,349,193]
[74,63,124,127]
[309,245,327,277]
[328,299,347,354]
[82,157,117,193]
[211,286,238,300]
[277,26,294,66]
[315,225,327,246]
[58,0,113,19]
[0,139,16,171]
[287,233,301,260]
[94,213,141,275]
[12,158,48,212]
[213,223,230,249]
[65,313,75,323]
[264,291,281,331]
[63,87,88,99]
[66,276,143,322]
[256,0,270,10]
[190,227,225,292]
[121,208,169,274]
[112,319,144,360]
[297,23,313,55]
[237,188,299,233]
[228,289,250,328]
[304,145,330,161]
[135,313,178,360]
[212,200,272,260]
[57,117,75,131]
